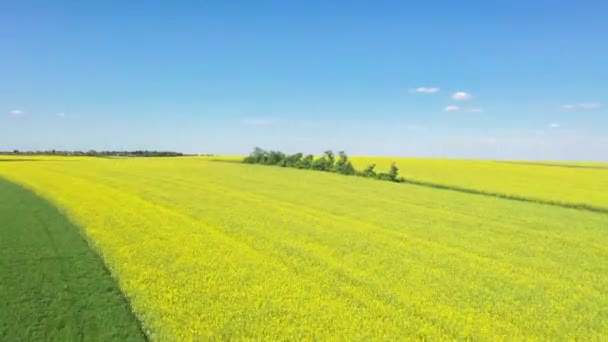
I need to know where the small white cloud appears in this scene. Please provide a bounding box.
[444,105,461,112]
[549,123,560,128]
[451,92,472,101]
[444,106,483,113]
[9,109,24,116]
[561,103,601,111]
[410,87,440,94]
[56,112,66,118]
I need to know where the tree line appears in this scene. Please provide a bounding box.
[2,150,184,157]
[243,147,404,183]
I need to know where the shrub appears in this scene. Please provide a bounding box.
[389,163,399,180]
[285,153,303,168]
[376,163,400,182]
[244,147,268,164]
[362,164,377,178]
[266,151,285,165]
[298,155,314,169]
[311,157,330,171]
[337,161,356,175]
[324,150,335,169]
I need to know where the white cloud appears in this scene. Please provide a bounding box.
[9,109,24,116]
[56,112,66,118]
[444,105,460,112]
[549,123,560,128]
[410,87,440,94]
[443,106,483,113]
[561,103,601,111]
[451,92,472,101]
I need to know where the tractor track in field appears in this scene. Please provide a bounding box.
[397,178,608,215]
[494,161,608,170]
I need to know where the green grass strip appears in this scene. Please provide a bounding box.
[0,178,145,341]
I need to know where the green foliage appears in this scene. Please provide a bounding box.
[334,151,355,175]
[334,151,347,168]
[266,151,286,165]
[298,155,314,169]
[285,153,303,167]
[376,163,400,182]
[244,147,268,164]
[337,161,356,175]
[243,149,401,182]
[360,164,377,178]
[324,150,335,168]
[311,156,331,171]
[390,162,399,179]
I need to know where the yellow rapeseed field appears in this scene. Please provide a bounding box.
[350,157,608,210]
[1,156,607,339]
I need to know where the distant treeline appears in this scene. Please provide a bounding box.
[2,150,185,157]
[243,147,404,182]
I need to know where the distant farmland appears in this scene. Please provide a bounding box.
[1,156,607,339]
[349,157,608,211]
[209,154,608,210]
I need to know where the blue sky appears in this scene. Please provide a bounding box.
[1,1,607,160]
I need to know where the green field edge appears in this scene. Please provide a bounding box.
[209,160,608,215]
[0,177,149,341]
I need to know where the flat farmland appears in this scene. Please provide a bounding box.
[1,156,607,339]
[349,157,608,210]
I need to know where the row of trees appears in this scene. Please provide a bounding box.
[93,150,184,157]
[3,150,184,157]
[243,147,404,182]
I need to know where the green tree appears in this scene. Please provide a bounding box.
[361,164,377,178]
[377,163,400,182]
[389,162,399,180]
[311,156,330,171]
[324,150,335,169]
[298,155,314,169]
[334,151,355,175]
[266,151,286,165]
[285,153,303,167]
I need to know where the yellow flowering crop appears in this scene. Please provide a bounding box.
[350,157,608,210]
[1,156,607,339]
